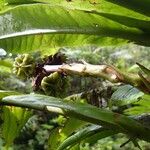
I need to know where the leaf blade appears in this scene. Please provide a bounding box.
[111,85,144,106]
[2,94,150,141]
[1,4,150,53]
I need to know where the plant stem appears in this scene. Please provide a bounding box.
[43,63,148,93]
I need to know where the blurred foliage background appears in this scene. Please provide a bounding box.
[0,44,150,149]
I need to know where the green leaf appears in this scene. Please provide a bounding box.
[136,63,150,92]
[48,127,61,150]
[133,113,150,130]
[138,73,150,93]
[0,4,131,54]
[137,63,150,76]
[111,85,144,106]
[0,6,146,53]
[1,106,32,147]
[5,0,39,4]
[0,92,31,147]
[58,125,99,150]
[48,117,86,150]
[5,0,150,20]
[0,59,13,68]
[60,118,86,141]
[82,128,118,145]
[58,125,118,150]
[93,12,150,32]
[1,1,150,54]
[0,90,19,99]
[125,94,150,115]
[2,94,150,142]
[0,59,13,72]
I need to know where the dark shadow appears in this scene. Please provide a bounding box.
[106,0,150,17]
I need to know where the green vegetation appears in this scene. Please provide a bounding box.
[0,1,149,150]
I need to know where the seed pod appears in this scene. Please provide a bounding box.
[13,54,35,80]
[41,72,69,97]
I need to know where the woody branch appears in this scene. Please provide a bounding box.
[43,63,148,93]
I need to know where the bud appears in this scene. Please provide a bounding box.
[13,54,35,80]
[41,72,69,97]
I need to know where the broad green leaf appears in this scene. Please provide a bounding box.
[111,85,144,106]
[5,0,150,20]
[93,12,150,32]
[2,94,150,142]
[125,94,150,115]
[1,106,32,147]
[0,34,126,54]
[0,91,31,147]
[0,4,133,54]
[0,1,150,54]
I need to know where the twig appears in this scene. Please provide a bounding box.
[43,63,148,93]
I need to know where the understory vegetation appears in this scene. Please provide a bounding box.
[0,0,150,150]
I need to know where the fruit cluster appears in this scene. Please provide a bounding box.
[13,53,69,97]
[13,54,35,80]
[41,72,69,97]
